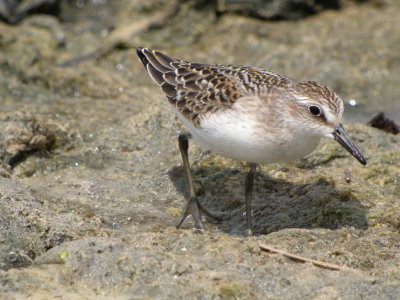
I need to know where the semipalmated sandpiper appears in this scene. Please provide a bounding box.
[136,47,367,234]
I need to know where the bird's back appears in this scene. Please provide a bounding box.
[136,47,293,128]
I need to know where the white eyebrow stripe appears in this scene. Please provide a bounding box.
[294,96,313,105]
[296,96,310,101]
[295,97,326,109]
[296,99,314,106]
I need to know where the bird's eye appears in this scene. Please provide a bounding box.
[309,105,321,116]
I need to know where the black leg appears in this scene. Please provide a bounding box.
[245,162,257,236]
[176,133,221,230]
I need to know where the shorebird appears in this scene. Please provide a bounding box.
[136,47,366,234]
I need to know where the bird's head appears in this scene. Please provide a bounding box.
[288,80,366,165]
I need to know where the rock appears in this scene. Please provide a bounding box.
[367,112,400,135]
[0,175,104,270]
[0,112,55,167]
[0,0,61,24]
[216,0,340,20]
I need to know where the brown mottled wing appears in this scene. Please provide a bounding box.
[136,47,292,127]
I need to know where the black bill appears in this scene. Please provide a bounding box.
[333,124,367,165]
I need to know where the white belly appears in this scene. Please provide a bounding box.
[176,107,321,164]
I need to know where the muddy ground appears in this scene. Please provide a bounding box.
[0,0,399,299]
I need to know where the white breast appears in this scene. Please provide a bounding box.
[175,104,321,164]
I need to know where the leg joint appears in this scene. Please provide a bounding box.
[178,133,190,151]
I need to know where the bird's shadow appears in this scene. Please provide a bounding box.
[168,164,368,236]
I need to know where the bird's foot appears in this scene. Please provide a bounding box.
[176,197,222,230]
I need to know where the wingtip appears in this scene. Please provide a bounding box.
[136,46,145,55]
[136,47,148,66]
